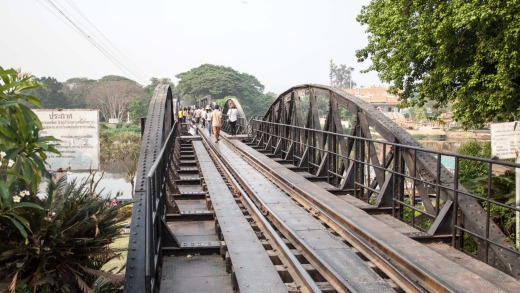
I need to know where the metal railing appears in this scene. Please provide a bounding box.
[251,119,520,277]
[144,122,179,292]
[125,84,175,293]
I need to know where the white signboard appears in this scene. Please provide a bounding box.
[491,121,520,159]
[34,109,100,171]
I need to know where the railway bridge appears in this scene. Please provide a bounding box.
[124,84,520,292]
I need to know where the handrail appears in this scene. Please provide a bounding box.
[125,84,174,293]
[144,122,179,292]
[251,118,520,277]
[253,83,520,278]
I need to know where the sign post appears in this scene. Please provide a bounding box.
[34,109,100,172]
[490,122,520,249]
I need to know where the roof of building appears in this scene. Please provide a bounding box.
[344,87,400,105]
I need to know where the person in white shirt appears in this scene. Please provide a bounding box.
[188,122,197,136]
[227,101,239,136]
[205,106,213,136]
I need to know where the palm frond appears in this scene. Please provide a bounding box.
[75,273,95,293]
[79,265,124,284]
[8,270,19,293]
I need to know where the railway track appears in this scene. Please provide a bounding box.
[158,127,519,293]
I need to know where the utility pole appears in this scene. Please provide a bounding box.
[329,58,334,86]
[348,66,354,89]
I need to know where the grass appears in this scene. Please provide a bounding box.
[411,133,427,140]
[103,235,129,272]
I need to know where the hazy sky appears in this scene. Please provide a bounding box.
[1,0,381,94]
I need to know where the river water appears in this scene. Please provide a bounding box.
[68,172,132,201]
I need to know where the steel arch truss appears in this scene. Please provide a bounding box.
[221,97,248,135]
[251,84,519,278]
[125,84,177,292]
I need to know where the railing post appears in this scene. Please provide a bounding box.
[140,117,146,137]
[145,176,152,292]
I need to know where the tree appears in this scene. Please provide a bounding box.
[144,77,175,98]
[356,1,520,128]
[100,131,141,197]
[408,104,428,122]
[26,77,70,109]
[174,64,265,116]
[457,141,492,184]
[129,77,175,123]
[253,92,277,117]
[62,77,95,109]
[329,59,355,89]
[85,78,145,121]
[99,75,132,82]
[0,67,59,239]
[127,96,148,123]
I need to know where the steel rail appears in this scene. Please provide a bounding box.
[206,134,410,292]
[220,135,457,293]
[199,129,322,293]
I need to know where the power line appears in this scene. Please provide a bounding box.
[63,0,150,80]
[45,0,148,83]
[37,0,149,84]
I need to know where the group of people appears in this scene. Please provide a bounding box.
[178,101,239,143]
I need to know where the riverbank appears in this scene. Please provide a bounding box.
[406,126,490,142]
[405,127,490,153]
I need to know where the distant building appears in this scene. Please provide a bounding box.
[344,87,405,121]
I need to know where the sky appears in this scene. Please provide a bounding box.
[1,0,381,94]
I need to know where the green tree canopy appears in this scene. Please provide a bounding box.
[85,78,145,121]
[145,77,175,97]
[329,60,355,89]
[99,75,132,82]
[175,64,267,116]
[127,77,175,123]
[26,77,70,109]
[357,1,520,128]
[62,78,93,109]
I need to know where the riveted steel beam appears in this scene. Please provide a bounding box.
[254,84,519,278]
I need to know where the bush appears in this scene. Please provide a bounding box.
[0,67,125,292]
[0,176,126,292]
[117,204,132,221]
[457,141,491,184]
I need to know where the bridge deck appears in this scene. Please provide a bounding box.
[153,127,520,293]
[161,255,232,293]
[160,139,231,292]
[193,140,288,293]
[208,130,395,292]
[226,134,520,293]
[126,86,520,293]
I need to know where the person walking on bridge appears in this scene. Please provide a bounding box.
[227,101,239,136]
[205,106,212,136]
[178,109,184,123]
[210,105,222,143]
[182,108,188,123]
